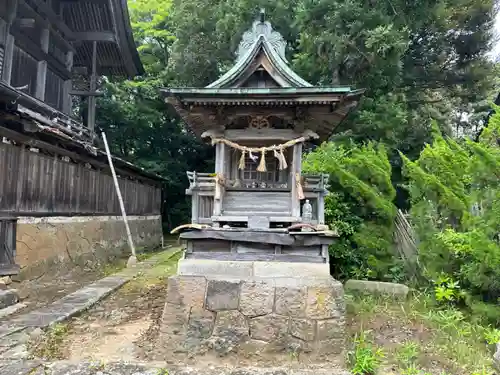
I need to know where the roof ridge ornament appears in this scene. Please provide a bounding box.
[236,9,287,63]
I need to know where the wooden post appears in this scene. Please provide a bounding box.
[62,50,74,115]
[191,193,199,224]
[35,27,49,100]
[101,132,137,266]
[213,142,225,219]
[87,41,98,132]
[290,143,302,218]
[1,0,18,84]
[317,193,325,224]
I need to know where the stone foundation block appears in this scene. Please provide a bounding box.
[177,259,253,278]
[187,307,215,339]
[290,318,316,341]
[316,319,345,341]
[274,286,306,317]
[166,275,206,308]
[0,289,19,309]
[159,302,188,336]
[239,280,274,317]
[159,264,347,359]
[206,279,240,311]
[249,314,288,341]
[213,310,249,338]
[345,279,409,298]
[306,284,344,319]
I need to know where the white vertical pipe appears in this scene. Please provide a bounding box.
[101,132,136,261]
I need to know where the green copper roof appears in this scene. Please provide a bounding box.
[206,14,313,89]
[164,87,357,96]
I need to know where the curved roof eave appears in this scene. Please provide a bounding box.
[118,0,145,76]
[206,39,262,88]
[206,35,312,89]
[260,39,312,87]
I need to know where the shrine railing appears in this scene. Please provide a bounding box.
[302,173,330,192]
[186,171,329,193]
[186,171,216,193]
[186,171,330,225]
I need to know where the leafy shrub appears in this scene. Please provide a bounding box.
[402,110,500,324]
[303,142,400,281]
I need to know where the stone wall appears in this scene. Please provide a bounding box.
[159,275,346,361]
[15,215,162,276]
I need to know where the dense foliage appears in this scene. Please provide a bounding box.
[401,108,500,324]
[92,0,498,229]
[303,143,401,281]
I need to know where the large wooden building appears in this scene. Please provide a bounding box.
[0,0,163,276]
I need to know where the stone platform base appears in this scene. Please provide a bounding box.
[159,264,346,360]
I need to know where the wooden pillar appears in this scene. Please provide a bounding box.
[191,193,199,224]
[1,0,18,84]
[35,27,49,100]
[62,51,74,115]
[290,142,302,218]
[87,41,98,131]
[213,142,226,220]
[321,244,329,263]
[317,194,325,224]
[317,174,327,224]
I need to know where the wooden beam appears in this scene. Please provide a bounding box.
[6,0,18,24]
[221,128,319,142]
[1,0,17,85]
[212,215,300,223]
[73,31,117,43]
[191,192,199,224]
[70,90,104,97]
[17,0,75,53]
[19,0,74,39]
[35,61,47,100]
[14,18,35,28]
[10,28,71,80]
[87,41,97,131]
[2,35,14,84]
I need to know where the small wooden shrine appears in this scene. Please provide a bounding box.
[164,10,364,264]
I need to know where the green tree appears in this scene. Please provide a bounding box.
[303,142,399,280]
[166,0,498,210]
[96,0,213,229]
[402,109,500,324]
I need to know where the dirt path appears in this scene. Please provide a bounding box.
[50,251,181,362]
[2,243,177,322]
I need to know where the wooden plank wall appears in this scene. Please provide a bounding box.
[0,143,161,216]
[0,219,16,268]
[222,191,291,216]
